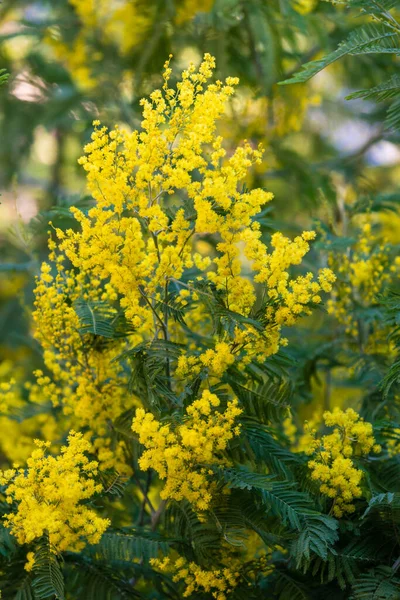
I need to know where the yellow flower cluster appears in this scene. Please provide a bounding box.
[295,410,323,454]
[175,0,214,25]
[176,341,235,379]
[26,54,335,482]
[150,555,239,600]
[0,412,59,467]
[292,0,318,15]
[45,1,217,90]
[45,0,153,89]
[0,431,110,552]
[241,228,336,360]
[224,83,321,147]
[0,362,59,466]
[307,408,380,517]
[44,53,335,385]
[328,222,400,337]
[24,551,35,572]
[283,415,297,444]
[0,378,16,413]
[32,256,132,472]
[131,390,242,511]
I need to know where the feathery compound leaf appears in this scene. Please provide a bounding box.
[31,537,65,600]
[220,467,321,531]
[211,492,283,548]
[280,24,399,84]
[272,569,309,600]
[345,74,400,129]
[228,378,292,424]
[241,419,304,478]
[362,492,400,522]
[346,74,400,101]
[333,0,400,14]
[74,301,118,338]
[261,483,315,531]
[14,577,35,600]
[351,566,400,599]
[291,514,338,565]
[308,552,358,590]
[219,466,275,491]
[0,69,8,86]
[385,96,400,130]
[74,301,135,339]
[164,501,221,560]
[66,559,141,600]
[381,356,400,395]
[91,530,171,563]
[99,471,129,498]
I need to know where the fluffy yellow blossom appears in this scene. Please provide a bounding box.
[295,410,322,454]
[175,0,214,25]
[307,408,380,517]
[177,342,235,379]
[32,255,133,472]
[24,552,35,572]
[0,379,17,413]
[1,431,110,552]
[45,0,154,89]
[292,0,318,15]
[132,390,242,511]
[0,413,59,467]
[150,555,240,599]
[283,415,297,444]
[328,221,400,338]
[31,54,334,481]
[0,363,60,466]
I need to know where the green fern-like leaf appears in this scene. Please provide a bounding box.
[220,466,275,492]
[31,537,65,600]
[331,0,400,15]
[0,69,9,86]
[241,419,303,478]
[14,579,35,600]
[362,492,400,522]
[90,530,171,563]
[291,514,339,565]
[74,301,134,339]
[272,569,310,600]
[351,566,400,599]
[0,524,17,558]
[99,471,129,498]
[228,378,291,424]
[280,24,399,85]
[220,467,332,535]
[65,558,141,600]
[385,96,400,130]
[346,74,400,102]
[164,501,221,561]
[262,483,316,531]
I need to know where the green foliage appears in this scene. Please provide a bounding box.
[351,566,400,600]
[75,301,134,340]
[281,24,400,85]
[31,536,65,600]
[91,530,172,563]
[283,1,400,128]
[65,559,142,600]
